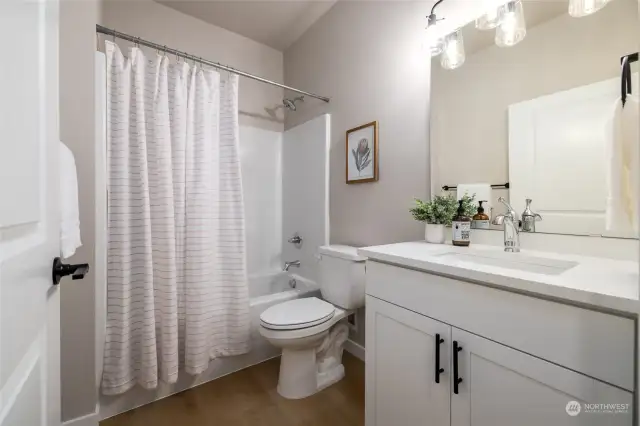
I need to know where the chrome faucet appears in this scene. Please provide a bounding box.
[283,260,301,272]
[492,197,520,253]
[520,198,542,233]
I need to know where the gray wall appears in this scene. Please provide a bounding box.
[59,0,100,421]
[283,1,432,345]
[101,0,284,132]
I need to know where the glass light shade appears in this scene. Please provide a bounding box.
[440,30,465,70]
[568,0,612,17]
[475,7,501,30]
[496,1,527,48]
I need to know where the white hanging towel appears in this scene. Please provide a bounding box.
[456,183,492,212]
[606,96,639,234]
[59,141,82,258]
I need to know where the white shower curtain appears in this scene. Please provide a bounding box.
[102,41,250,395]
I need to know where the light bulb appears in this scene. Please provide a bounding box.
[568,0,612,17]
[496,1,526,47]
[441,30,465,70]
[426,28,444,57]
[476,7,500,30]
[425,14,443,57]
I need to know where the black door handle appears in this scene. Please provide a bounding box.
[435,333,445,383]
[453,340,463,394]
[52,257,90,285]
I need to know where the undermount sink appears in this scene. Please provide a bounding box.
[433,251,578,276]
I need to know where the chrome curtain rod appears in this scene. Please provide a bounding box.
[96,25,330,103]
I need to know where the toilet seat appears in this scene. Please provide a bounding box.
[260,297,335,330]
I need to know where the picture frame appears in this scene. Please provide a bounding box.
[346,121,378,184]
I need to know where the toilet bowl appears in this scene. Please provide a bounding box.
[259,245,366,399]
[260,297,350,399]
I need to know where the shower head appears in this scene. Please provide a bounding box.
[283,99,297,111]
[282,96,304,111]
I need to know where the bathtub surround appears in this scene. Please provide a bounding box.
[282,115,331,284]
[240,126,283,277]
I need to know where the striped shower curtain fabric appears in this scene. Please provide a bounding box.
[102,41,250,395]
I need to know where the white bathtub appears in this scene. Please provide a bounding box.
[249,272,320,345]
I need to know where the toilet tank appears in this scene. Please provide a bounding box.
[317,245,366,310]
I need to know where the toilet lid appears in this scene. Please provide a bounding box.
[260,297,335,330]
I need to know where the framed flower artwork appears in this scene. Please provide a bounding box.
[346,121,378,184]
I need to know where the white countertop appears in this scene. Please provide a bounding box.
[358,242,640,314]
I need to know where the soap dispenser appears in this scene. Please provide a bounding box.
[472,201,490,230]
[452,200,471,247]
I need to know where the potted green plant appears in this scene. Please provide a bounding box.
[410,194,476,244]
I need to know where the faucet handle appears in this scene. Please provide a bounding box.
[521,199,542,232]
[492,214,505,225]
[498,197,517,218]
[288,233,303,245]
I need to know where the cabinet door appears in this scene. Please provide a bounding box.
[366,296,451,426]
[451,328,633,426]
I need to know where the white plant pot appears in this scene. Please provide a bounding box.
[425,223,446,244]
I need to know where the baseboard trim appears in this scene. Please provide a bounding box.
[62,410,99,426]
[344,339,365,362]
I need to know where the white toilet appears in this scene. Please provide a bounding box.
[259,245,366,399]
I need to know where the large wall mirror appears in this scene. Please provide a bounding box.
[430,0,639,238]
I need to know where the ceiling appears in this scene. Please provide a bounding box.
[157,0,337,51]
[461,1,568,55]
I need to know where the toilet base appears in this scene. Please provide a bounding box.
[276,322,350,399]
[317,361,345,393]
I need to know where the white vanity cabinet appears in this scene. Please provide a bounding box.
[451,327,632,426]
[365,296,451,426]
[364,260,635,426]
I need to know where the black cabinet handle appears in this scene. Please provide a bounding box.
[453,340,463,394]
[435,333,445,383]
[52,257,90,285]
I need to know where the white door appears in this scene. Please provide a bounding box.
[0,1,61,425]
[451,328,633,426]
[365,296,451,426]
[509,75,638,238]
